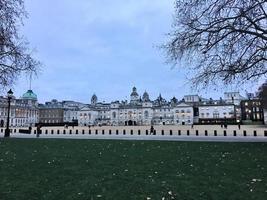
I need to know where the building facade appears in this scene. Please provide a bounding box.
[256,80,267,124]
[240,99,264,124]
[78,87,194,126]
[2,86,264,127]
[39,100,64,124]
[198,101,236,124]
[0,90,39,127]
[63,101,86,123]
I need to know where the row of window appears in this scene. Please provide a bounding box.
[200,107,233,110]
[200,112,231,118]
[175,110,192,113]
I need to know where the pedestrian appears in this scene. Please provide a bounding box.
[36,125,41,138]
[150,125,154,135]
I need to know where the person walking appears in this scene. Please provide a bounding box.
[36,124,41,138]
[150,125,154,135]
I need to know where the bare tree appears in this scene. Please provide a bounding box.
[164,0,267,88]
[0,0,40,87]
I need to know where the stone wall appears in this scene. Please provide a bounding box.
[2,125,267,138]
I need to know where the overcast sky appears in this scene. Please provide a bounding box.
[10,0,259,103]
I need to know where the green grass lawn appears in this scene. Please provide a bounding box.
[0,139,266,200]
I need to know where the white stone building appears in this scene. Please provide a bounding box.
[78,87,194,126]
[78,106,99,126]
[63,101,86,123]
[183,95,200,103]
[224,92,245,105]
[0,90,39,127]
[173,102,194,125]
[198,101,236,124]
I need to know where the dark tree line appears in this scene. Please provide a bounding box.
[164,0,267,88]
[0,0,39,87]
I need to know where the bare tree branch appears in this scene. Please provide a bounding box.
[0,0,40,88]
[163,0,267,89]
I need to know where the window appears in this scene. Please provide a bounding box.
[213,112,219,118]
[144,111,149,119]
[112,112,116,118]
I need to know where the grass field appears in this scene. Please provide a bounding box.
[0,139,266,200]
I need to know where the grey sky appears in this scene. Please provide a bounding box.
[10,0,260,103]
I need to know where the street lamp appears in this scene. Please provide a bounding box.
[4,89,13,138]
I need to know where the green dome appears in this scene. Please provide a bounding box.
[22,90,37,100]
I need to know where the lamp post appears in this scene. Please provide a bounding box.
[4,89,13,138]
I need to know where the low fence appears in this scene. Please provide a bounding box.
[1,125,267,138]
